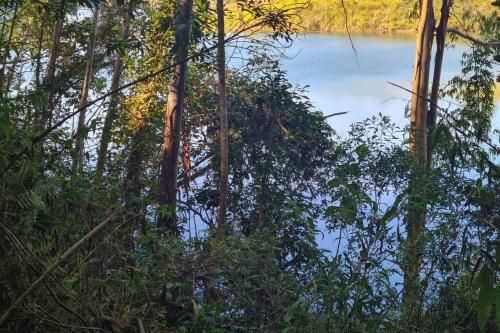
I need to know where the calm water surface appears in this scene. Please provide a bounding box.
[278,34,499,135]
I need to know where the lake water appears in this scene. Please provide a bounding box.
[273,33,500,136]
[267,34,499,252]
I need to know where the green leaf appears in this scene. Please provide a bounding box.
[325,206,340,216]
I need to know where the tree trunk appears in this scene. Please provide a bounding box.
[35,19,45,90]
[404,0,434,327]
[74,7,99,171]
[217,0,228,237]
[0,0,19,94]
[427,0,452,169]
[157,0,194,234]
[43,2,65,127]
[95,9,130,182]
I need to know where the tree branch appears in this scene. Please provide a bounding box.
[447,28,500,47]
[387,81,500,154]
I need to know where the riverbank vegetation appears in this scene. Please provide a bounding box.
[292,0,495,33]
[0,0,499,332]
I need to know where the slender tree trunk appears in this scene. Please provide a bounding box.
[42,1,65,128]
[0,0,19,94]
[74,7,99,171]
[404,0,434,327]
[217,0,228,236]
[427,0,452,169]
[35,19,45,90]
[95,10,130,182]
[157,0,194,234]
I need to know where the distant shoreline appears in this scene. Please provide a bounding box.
[282,0,492,36]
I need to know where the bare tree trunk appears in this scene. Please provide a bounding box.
[39,1,65,129]
[157,0,194,234]
[217,0,228,237]
[34,19,45,90]
[95,10,130,182]
[74,7,99,171]
[404,0,434,327]
[427,0,452,169]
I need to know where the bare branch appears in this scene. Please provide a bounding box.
[323,111,349,119]
[447,28,500,47]
[387,81,500,154]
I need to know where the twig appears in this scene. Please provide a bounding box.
[0,213,117,327]
[340,0,359,67]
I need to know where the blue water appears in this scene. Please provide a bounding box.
[276,33,499,136]
[272,33,499,253]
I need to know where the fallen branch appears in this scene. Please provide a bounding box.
[0,213,117,328]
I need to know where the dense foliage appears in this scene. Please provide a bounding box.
[0,0,499,332]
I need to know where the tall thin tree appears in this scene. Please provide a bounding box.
[157,0,194,234]
[428,0,452,168]
[34,16,45,90]
[74,7,99,170]
[217,0,228,236]
[42,0,66,128]
[404,0,434,325]
[95,5,130,182]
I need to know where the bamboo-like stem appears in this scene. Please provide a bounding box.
[0,213,117,328]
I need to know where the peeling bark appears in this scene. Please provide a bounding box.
[404,0,435,326]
